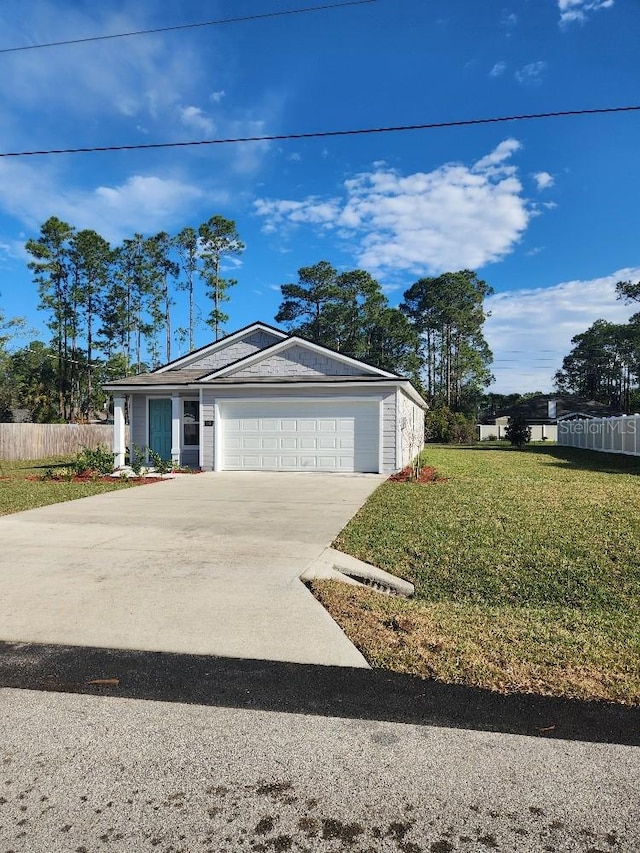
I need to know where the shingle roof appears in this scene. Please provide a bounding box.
[103,369,206,387]
[103,372,394,388]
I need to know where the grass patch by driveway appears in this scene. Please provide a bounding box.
[0,458,135,516]
[312,445,640,704]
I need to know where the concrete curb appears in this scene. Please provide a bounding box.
[301,547,414,597]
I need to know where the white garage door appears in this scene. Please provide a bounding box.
[221,400,379,472]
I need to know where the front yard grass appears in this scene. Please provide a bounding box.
[313,445,640,704]
[0,458,134,516]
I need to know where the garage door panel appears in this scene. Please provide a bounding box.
[221,401,379,472]
[318,437,337,449]
[319,457,339,469]
[242,419,261,431]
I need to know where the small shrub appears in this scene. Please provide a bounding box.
[71,445,115,476]
[505,414,532,448]
[128,444,147,476]
[148,449,173,476]
[426,405,476,443]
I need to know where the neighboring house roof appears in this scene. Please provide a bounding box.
[103,321,427,408]
[485,394,622,425]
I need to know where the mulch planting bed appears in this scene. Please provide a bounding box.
[388,465,445,484]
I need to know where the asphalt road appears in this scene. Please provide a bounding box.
[1,643,638,853]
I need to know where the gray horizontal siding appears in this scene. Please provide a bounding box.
[382,392,397,473]
[181,448,199,467]
[201,396,215,470]
[398,389,425,469]
[228,344,367,378]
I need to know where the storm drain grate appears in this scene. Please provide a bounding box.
[335,569,412,598]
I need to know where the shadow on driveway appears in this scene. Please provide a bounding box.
[1,640,637,746]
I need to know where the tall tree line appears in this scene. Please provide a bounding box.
[22,214,243,421]
[554,277,640,411]
[275,261,494,405]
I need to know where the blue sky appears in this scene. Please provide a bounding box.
[0,0,638,392]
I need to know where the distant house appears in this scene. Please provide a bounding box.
[477,394,623,441]
[103,321,427,473]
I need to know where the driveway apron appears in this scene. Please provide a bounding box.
[0,472,384,667]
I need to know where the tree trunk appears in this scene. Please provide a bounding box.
[214,257,220,341]
[165,278,171,362]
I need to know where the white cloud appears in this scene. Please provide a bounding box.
[473,138,521,171]
[489,62,507,77]
[0,238,28,262]
[254,198,342,234]
[501,12,518,26]
[0,4,281,181]
[0,7,203,131]
[485,267,640,392]
[515,61,547,85]
[255,140,534,275]
[180,106,216,135]
[0,158,212,244]
[533,171,555,190]
[288,152,302,162]
[558,0,614,25]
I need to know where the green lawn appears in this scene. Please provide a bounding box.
[312,445,640,704]
[0,458,135,516]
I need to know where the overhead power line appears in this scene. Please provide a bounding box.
[0,104,638,159]
[0,1,376,54]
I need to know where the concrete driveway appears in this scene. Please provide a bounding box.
[0,472,384,667]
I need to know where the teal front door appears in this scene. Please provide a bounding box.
[149,398,172,461]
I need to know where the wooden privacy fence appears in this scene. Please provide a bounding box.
[0,423,128,461]
[558,415,640,456]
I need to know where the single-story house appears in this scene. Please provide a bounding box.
[103,322,427,474]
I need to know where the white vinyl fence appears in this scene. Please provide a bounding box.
[0,423,127,461]
[558,415,640,456]
[477,424,557,442]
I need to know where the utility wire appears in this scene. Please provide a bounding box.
[0,0,376,54]
[1,104,638,159]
